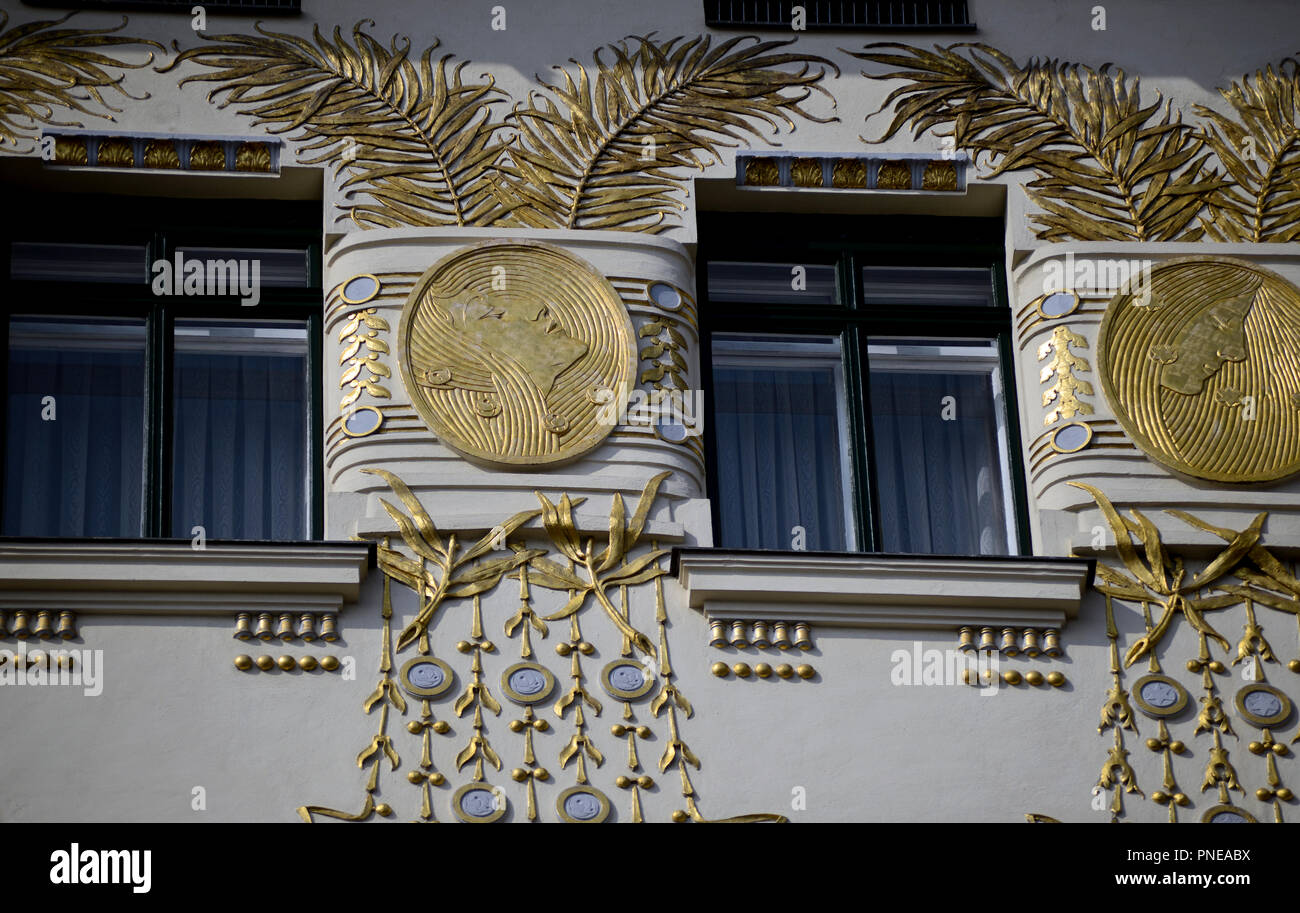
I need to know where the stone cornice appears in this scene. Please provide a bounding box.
[673,549,1094,630]
[0,540,373,615]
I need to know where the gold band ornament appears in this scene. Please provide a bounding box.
[399,240,637,468]
[1097,257,1300,483]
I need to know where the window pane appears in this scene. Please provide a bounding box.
[868,338,1013,555]
[712,334,853,550]
[707,261,838,305]
[4,317,146,536]
[862,267,995,307]
[172,320,309,539]
[11,242,148,283]
[175,247,310,288]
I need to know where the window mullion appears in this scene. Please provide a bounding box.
[842,252,877,552]
[149,301,175,538]
[844,322,874,552]
[998,327,1033,556]
[308,311,325,539]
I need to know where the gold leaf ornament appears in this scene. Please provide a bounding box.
[1070,482,1239,666]
[850,42,1224,241]
[0,11,161,149]
[500,34,838,231]
[162,20,513,229]
[360,468,543,653]
[1194,60,1300,242]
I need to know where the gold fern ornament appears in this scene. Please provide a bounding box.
[1194,59,1300,242]
[160,21,512,229]
[849,43,1224,242]
[0,11,160,149]
[501,35,838,232]
[361,468,546,653]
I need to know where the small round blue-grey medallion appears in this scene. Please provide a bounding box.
[509,667,546,696]
[341,274,380,304]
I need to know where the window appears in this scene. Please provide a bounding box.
[1,196,322,540]
[700,213,1028,556]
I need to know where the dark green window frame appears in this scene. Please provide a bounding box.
[697,212,1032,556]
[0,193,324,540]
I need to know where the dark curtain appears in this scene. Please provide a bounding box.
[713,364,848,551]
[869,368,1007,555]
[4,319,146,537]
[172,334,307,540]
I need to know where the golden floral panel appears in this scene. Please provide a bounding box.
[399,240,637,468]
[1098,257,1300,483]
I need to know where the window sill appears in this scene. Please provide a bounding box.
[672,549,1094,630]
[0,539,373,616]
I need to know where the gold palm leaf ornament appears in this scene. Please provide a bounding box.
[361,468,546,653]
[0,11,160,148]
[1194,59,1300,242]
[498,34,839,231]
[161,21,513,228]
[527,470,674,660]
[850,43,1224,241]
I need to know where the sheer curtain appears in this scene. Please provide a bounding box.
[712,335,851,551]
[172,320,308,540]
[868,339,1010,555]
[4,317,146,537]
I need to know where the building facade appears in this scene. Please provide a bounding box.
[2,0,1299,823]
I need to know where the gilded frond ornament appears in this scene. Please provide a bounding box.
[338,307,391,411]
[1071,482,1250,667]
[161,21,512,229]
[528,471,673,660]
[1194,60,1300,242]
[850,43,1222,241]
[0,11,160,149]
[1098,738,1143,801]
[163,27,835,233]
[1177,513,1300,621]
[363,468,545,653]
[301,468,786,822]
[1038,326,1093,426]
[498,34,838,231]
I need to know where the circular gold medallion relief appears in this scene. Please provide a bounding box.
[399,240,636,468]
[1097,257,1300,483]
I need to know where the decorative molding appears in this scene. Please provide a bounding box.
[709,618,814,651]
[234,611,338,642]
[40,130,280,174]
[674,550,1093,630]
[235,654,344,673]
[0,609,76,641]
[737,151,967,192]
[0,541,373,615]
